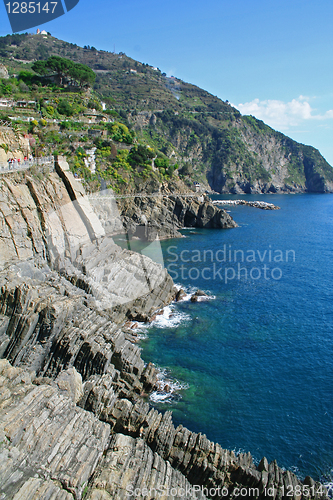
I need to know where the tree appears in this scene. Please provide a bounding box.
[47,56,74,85]
[57,99,74,117]
[128,145,155,167]
[32,56,96,89]
[31,60,49,76]
[70,63,96,88]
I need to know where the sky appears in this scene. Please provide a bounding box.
[1,0,333,165]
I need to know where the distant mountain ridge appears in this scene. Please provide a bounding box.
[1,32,333,193]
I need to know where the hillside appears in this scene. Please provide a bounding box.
[1,32,333,193]
[0,34,330,500]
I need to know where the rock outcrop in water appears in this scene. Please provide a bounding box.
[0,158,328,499]
[118,193,237,240]
[212,200,280,210]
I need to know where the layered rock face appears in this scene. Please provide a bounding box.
[0,160,327,499]
[117,194,237,240]
[0,358,326,500]
[78,395,326,500]
[0,359,206,500]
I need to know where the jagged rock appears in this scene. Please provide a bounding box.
[176,288,187,301]
[0,359,110,500]
[89,397,327,500]
[141,362,158,392]
[117,194,237,241]
[11,477,74,500]
[0,268,152,406]
[87,433,207,499]
[54,366,83,403]
[191,290,209,302]
[258,457,269,473]
[0,160,328,500]
[0,359,212,500]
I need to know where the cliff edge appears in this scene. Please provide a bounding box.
[0,160,328,500]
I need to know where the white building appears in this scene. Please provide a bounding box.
[0,99,13,108]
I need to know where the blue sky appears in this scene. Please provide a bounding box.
[1,0,333,165]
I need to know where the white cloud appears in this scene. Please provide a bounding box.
[322,109,333,119]
[232,96,333,131]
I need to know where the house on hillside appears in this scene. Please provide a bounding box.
[88,129,107,138]
[84,111,108,124]
[16,100,36,108]
[0,99,13,108]
[84,147,97,173]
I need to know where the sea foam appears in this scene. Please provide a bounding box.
[150,368,189,404]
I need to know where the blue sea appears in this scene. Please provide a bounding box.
[138,194,333,485]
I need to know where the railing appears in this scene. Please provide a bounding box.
[0,120,12,128]
[89,192,205,200]
[0,156,54,174]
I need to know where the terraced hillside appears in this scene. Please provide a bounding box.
[0,32,333,193]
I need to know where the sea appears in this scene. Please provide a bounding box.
[128,194,333,487]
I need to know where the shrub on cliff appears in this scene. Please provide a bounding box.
[107,122,133,144]
[127,145,155,169]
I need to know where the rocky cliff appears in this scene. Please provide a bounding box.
[0,159,328,499]
[1,34,333,194]
[141,111,333,195]
[117,193,237,241]
[0,128,31,163]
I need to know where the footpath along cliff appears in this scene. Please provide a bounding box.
[0,157,327,499]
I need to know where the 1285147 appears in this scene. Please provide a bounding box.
[5,2,58,14]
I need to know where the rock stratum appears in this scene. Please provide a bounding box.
[0,158,328,499]
[118,192,237,241]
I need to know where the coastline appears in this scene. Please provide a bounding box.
[136,196,333,491]
[0,164,330,499]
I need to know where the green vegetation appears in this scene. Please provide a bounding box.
[107,122,133,144]
[0,33,332,193]
[128,144,154,167]
[32,56,96,88]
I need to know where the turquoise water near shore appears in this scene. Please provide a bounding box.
[139,194,333,484]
